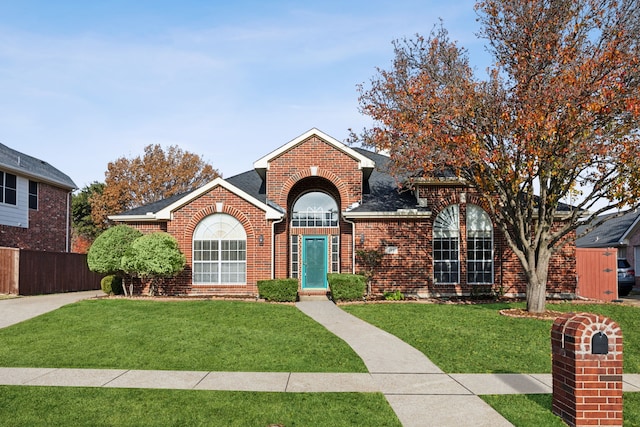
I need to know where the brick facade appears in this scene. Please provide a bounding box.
[0,183,72,252]
[115,129,577,298]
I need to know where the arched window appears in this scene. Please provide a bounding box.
[433,205,460,284]
[291,191,338,227]
[466,205,493,284]
[193,214,246,284]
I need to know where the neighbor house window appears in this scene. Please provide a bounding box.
[0,172,17,205]
[433,204,460,284]
[193,213,246,284]
[466,205,493,284]
[28,181,38,210]
[292,191,338,227]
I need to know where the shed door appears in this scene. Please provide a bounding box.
[302,236,327,289]
[576,248,617,301]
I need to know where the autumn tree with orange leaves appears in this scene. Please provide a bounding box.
[354,0,640,313]
[91,144,220,229]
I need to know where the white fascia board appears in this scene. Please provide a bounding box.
[155,177,283,220]
[343,210,432,219]
[253,128,375,171]
[108,213,157,222]
[620,211,640,243]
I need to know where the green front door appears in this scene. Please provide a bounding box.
[302,236,327,289]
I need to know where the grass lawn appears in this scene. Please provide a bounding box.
[342,301,640,373]
[481,393,640,427]
[0,299,367,372]
[0,386,401,426]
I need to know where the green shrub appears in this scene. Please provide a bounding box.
[257,279,298,302]
[121,232,186,296]
[100,275,123,295]
[383,289,404,301]
[87,225,143,275]
[328,273,366,301]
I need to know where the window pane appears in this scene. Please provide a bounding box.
[292,191,339,228]
[192,214,246,285]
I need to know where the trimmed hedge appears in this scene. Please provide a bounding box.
[101,275,123,295]
[328,273,366,302]
[257,279,298,302]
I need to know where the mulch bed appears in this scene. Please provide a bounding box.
[499,308,566,320]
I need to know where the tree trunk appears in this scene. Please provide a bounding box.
[525,251,551,313]
[526,278,547,313]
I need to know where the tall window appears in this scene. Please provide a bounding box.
[28,181,38,210]
[467,205,493,284]
[433,205,460,284]
[291,235,299,279]
[331,235,339,273]
[292,192,338,227]
[0,172,17,205]
[193,214,246,284]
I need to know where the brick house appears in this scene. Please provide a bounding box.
[111,128,576,297]
[0,143,77,252]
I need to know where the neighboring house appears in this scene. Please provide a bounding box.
[110,128,576,297]
[577,208,640,285]
[0,143,77,252]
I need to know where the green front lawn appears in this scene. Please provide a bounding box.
[0,386,401,427]
[481,393,640,427]
[0,299,367,372]
[342,302,640,373]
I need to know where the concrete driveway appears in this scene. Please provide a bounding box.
[0,290,105,329]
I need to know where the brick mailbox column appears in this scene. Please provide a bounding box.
[551,312,623,427]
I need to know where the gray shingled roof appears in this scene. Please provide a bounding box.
[350,147,423,212]
[0,142,77,190]
[576,209,640,248]
[115,147,412,217]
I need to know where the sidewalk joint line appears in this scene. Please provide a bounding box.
[102,369,130,387]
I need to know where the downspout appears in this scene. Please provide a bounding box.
[271,215,285,279]
[66,191,72,252]
[342,215,357,274]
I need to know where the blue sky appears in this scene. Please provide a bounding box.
[0,1,489,189]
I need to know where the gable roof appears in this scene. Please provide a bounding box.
[0,142,77,190]
[109,177,283,222]
[253,128,375,180]
[576,209,640,248]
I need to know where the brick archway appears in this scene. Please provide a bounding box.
[184,205,255,243]
[280,167,352,209]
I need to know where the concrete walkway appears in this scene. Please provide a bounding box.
[297,300,513,427]
[3,293,640,425]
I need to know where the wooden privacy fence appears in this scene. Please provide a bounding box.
[0,247,102,295]
[575,247,618,301]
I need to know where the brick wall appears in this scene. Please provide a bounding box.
[267,135,362,210]
[128,185,273,296]
[355,186,576,296]
[0,183,71,252]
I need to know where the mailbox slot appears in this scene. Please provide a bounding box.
[592,331,608,354]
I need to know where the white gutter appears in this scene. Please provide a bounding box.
[66,191,72,252]
[271,215,285,279]
[343,210,432,219]
[342,215,357,274]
